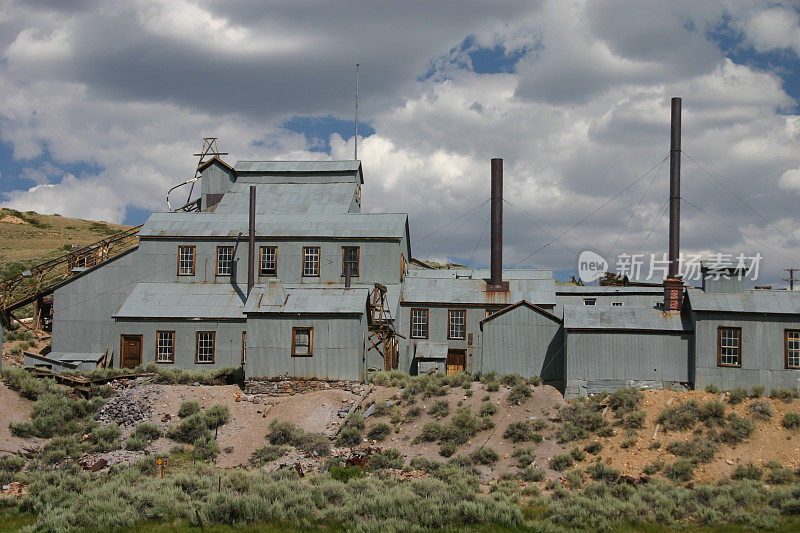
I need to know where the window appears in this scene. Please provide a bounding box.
[216,246,233,276]
[786,330,800,369]
[342,246,359,277]
[303,247,320,277]
[259,246,277,276]
[178,245,196,276]
[583,298,596,306]
[611,302,623,307]
[485,308,501,319]
[448,309,466,340]
[196,331,215,363]
[411,308,428,339]
[717,327,741,367]
[156,331,175,363]
[292,327,313,356]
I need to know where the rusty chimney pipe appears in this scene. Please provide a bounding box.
[664,97,683,311]
[489,158,507,291]
[248,185,256,296]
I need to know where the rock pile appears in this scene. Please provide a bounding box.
[245,378,366,396]
[96,385,159,427]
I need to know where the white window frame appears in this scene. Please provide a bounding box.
[411,308,428,339]
[216,246,233,276]
[156,330,174,363]
[718,327,741,367]
[303,247,320,277]
[583,298,597,306]
[448,309,466,340]
[196,331,215,364]
[178,245,195,276]
[259,246,277,276]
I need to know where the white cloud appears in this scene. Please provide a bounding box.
[1,0,800,284]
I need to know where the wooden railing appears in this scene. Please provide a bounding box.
[0,225,142,326]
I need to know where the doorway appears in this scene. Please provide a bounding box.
[446,349,466,376]
[120,335,142,368]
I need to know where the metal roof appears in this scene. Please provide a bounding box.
[401,276,556,306]
[556,285,663,294]
[212,182,357,215]
[114,283,246,319]
[405,268,552,280]
[415,342,448,359]
[139,212,408,239]
[563,305,691,332]
[244,284,368,315]
[687,288,800,314]
[479,300,562,328]
[234,160,362,176]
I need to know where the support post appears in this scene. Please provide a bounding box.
[248,186,256,296]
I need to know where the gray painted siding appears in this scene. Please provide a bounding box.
[399,305,485,374]
[137,239,402,287]
[200,164,235,208]
[245,315,366,380]
[693,312,800,390]
[481,306,563,381]
[555,293,662,310]
[565,330,691,397]
[702,275,745,294]
[115,320,245,369]
[52,249,141,357]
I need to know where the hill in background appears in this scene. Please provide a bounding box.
[0,208,133,279]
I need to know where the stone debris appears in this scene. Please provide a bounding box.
[97,384,160,427]
[245,378,367,397]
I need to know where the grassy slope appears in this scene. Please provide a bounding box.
[0,208,132,276]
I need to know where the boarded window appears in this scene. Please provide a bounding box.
[178,246,195,276]
[303,247,320,277]
[717,327,741,367]
[411,308,428,339]
[259,246,277,276]
[448,309,465,340]
[786,330,800,369]
[292,327,313,356]
[216,246,233,275]
[196,331,215,363]
[342,246,359,277]
[156,331,175,363]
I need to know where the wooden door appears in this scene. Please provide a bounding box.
[446,349,466,376]
[120,335,142,368]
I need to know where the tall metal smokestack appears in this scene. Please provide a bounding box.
[668,97,681,278]
[488,158,507,291]
[664,97,684,311]
[248,185,256,296]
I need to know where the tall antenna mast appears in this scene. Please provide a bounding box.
[354,62,359,160]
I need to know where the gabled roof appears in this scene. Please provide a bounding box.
[197,156,233,173]
[687,288,800,315]
[563,305,691,332]
[234,160,364,184]
[479,300,562,330]
[114,283,245,320]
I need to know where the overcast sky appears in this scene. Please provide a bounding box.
[2,1,800,285]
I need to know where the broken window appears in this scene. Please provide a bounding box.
[178,245,195,276]
[717,327,741,367]
[583,298,596,306]
[611,301,623,307]
[786,330,800,369]
[342,247,359,277]
[216,246,233,276]
[411,308,428,339]
[259,246,277,276]
[156,331,174,363]
[196,331,215,364]
[292,327,313,356]
[448,309,466,340]
[303,247,320,277]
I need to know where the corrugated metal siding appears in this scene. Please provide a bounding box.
[114,283,246,319]
[563,305,689,331]
[234,160,362,173]
[401,277,556,306]
[213,182,358,215]
[693,312,800,389]
[688,288,800,314]
[481,305,563,381]
[136,239,403,287]
[246,315,365,380]
[115,320,245,369]
[565,329,691,396]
